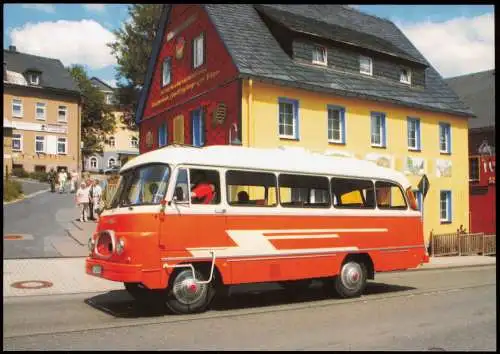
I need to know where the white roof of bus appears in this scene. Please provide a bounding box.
[121,145,411,188]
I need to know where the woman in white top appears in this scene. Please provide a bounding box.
[58,169,67,194]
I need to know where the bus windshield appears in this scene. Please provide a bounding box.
[111,163,170,208]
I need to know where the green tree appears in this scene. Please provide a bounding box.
[108,4,164,131]
[68,65,116,167]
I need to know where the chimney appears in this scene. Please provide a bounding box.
[9,45,17,52]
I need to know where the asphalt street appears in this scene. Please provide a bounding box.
[3,179,80,258]
[3,266,496,351]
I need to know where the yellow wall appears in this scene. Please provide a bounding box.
[4,88,81,172]
[104,111,139,153]
[242,80,470,243]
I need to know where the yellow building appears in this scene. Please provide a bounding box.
[136,5,475,244]
[3,46,81,173]
[84,77,139,172]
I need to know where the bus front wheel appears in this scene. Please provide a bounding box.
[333,260,367,298]
[165,268,216,315]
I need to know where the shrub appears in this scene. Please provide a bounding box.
[12,167,30,178]
[29,171,49,182]
[3,180,23,202]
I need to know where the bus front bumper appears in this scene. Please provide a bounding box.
[86,258,143,283]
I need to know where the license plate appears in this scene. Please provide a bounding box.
[92,265,102,275]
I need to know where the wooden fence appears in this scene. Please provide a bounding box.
[430,232,496,257]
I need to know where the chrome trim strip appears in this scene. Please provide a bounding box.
[160,245,425,262]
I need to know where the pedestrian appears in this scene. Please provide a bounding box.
[75,182,90,222]
[70,169,78,193]
[91,179,103,222]
[88,177,95,221]
[48,168,57,193]
[58,169,67,194]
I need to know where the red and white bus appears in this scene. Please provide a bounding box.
[86,145,428,314]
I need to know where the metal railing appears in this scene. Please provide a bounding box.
[430,231,496,257]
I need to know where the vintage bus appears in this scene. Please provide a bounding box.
[86,145,428,314]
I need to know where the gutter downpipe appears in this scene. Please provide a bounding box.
[247,79,253,147]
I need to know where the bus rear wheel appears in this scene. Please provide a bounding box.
[332,260,367,298]
[165,268,215,315]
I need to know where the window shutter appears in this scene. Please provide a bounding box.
[192,110,200,146]
[200,109,205,146]
[341,108,346,144]
[47,135,57,154]
[294,101,299,139]
[447,192,452,221]
[416,120,421,150]
[447,125,451,153]
[173,115,184,144]
[381,114,386,147]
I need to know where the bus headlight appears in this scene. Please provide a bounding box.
[116,238,125,255]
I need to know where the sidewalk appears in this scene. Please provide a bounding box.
[3,255,495,298]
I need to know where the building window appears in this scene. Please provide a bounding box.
[108,158,116,168]
[327,105,346,144]
[105,93,113,105]
[278,98,299,140]
[469,157,480,182]
[35,136,45,153]
[359,56,372,76]
[439,122,451,154]
[57,137,67,154]
[162,57,171,87]
[191,109,205,147]
[407,117,421,150]
[12,133,23,152]
[312,46,327,66]
[371,112,386,147]
[28,72,40,85]
[58,106,68,122]
[36,102,46,120]
[90,157,98,169]
[12,99,23,118]
[440,190,452,223]
[158,123,167,147]
[400,68,411,84]
[192,33,205,69]
[130,136,138,148]
[108,136,115,147]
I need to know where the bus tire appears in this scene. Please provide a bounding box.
[164,268,215,315]
[333,260,367,298]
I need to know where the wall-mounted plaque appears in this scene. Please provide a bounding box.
[212,102,227,126]
[435,159,452,177]
[404,156,426,176]
[175,37,185,60]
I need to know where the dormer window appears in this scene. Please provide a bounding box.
[359,56,373,76]
[312,46,327,66]
[400,68,411,84]
[105,93,113,105]
[28,72,40,85]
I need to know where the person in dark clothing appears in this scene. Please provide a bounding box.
[88,178,95,220]
[48,168,57,193]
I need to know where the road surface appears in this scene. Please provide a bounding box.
[3,266,496,351]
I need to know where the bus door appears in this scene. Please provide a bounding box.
[160,166,227,258]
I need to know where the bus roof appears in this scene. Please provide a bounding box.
[121,145,411,188]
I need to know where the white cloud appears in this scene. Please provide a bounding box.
[21,4,56,13]
[396,13,494,78]
[10,20,116,70]
[83,4,106,13]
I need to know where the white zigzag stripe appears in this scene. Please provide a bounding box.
[185,228,387,258]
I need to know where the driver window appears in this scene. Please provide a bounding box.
[173,168,189,202]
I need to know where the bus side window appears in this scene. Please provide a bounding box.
[226,170,277,207]
[279,174,330,208]
[331,177,375,209]
[189,168,221,204]
[375,181,407,209]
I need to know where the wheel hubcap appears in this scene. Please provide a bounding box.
[341,262,363,290]
[172,270,207,305]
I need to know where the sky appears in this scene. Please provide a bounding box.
[3,4,495,87]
